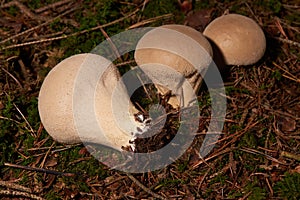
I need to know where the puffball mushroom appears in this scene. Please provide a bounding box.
[135,24,213,108]
[203,14,266,66]
[38,53,145,151]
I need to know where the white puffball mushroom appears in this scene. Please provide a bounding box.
[203,14,266,66]
[38,54,83,144]
[38,53,143,150]
[135,24,213,108]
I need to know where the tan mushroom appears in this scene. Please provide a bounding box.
[203,14,266,66]
[38,53,144,150]
[134,24,213,108]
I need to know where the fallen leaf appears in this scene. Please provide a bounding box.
[45,157,58,167]
[179,0,193,14]
[291,165,300,174]
[78,147,89,155]
[184,8,215,32]
[276,115,296,132]
[0,101,4,110]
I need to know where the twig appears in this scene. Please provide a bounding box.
[265,177,273,196]
[141,0,150,12]
[274,17,288,38]
[0,116,22,124]
[1,8,140,50]
[281,151,300,161]
[197,168,210,192]
[99,27,123,62]
[0,67,23,89]
[35,0,72,13]
[1,0,48,21]
[126,173,167,200]
[192,147,235,169]
[240,147,288,165]
[282,4,300,9]
[0,180,31,193]
[263,65,300,84]
[3,162,76,177]
[1,0,77,26]
[273,37,300,48]
[261,103,300,120]
[13,103,36,137]
[0,189,45,200]
[39,141,56,168]
[17,59,30,83]
[127,13,173,29]
[115,60,136,67]
[0,6,79,45]
[31,144,81,158]
[244,2,262,26]
[210,118,262,147]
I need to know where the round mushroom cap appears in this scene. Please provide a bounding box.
[38,53,142,150]
[203,14,266,66]
[135,24,213,95]
[38,54,85,144]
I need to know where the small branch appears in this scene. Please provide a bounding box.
[281,151,300,161]
[99,27,123,62]
[0,115,22,124]
[39,141,56,168]
[0,6,78,45]
[1,0,50,22]
[0,67,23,89]
[264,64,300,84]
[192,147,235,169]
[0,180,31,193]
[0,189,45,200]
[274,37,300,48]
[240,148,288,165]
[127,13,173,29]
[3,162,76,177]
[126,173,167,200]
[13,103,36,137]
[1,8,140,50]
[35,0,72,13]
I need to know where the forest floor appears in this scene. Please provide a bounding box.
[0,0,299,199]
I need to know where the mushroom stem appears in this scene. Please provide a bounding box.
[134,25,213,108]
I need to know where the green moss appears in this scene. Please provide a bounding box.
[225,86,251,95]
[243,178,267,200]
[44,191,61,200]
[227,190,243,198]
[0,96,18,163]
[142,0,178,18]
[254,0,282,14]
[241,132,258,148]
[194,0,214,9]
[275,172,300,199]
[159,177,185,187]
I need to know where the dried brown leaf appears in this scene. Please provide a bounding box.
[45,157,58,167]
[184,9,214,32]
[276,115,296,132]
[0,101,4,110]
[292,165,300,174]
[179,0,193,14]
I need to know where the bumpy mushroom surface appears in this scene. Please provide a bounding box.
[38,53,143,150]
[203,14,266,66]
[135,24,213,108]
